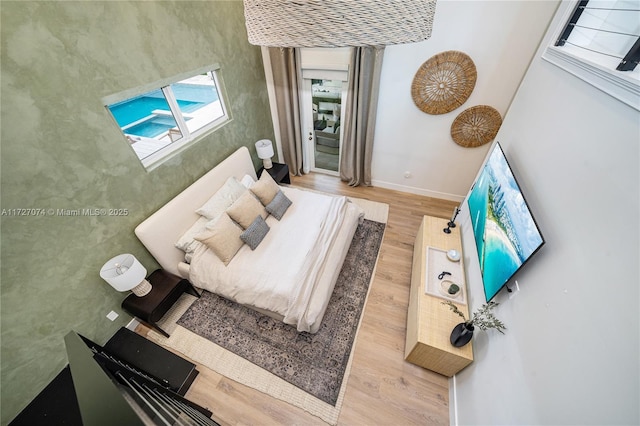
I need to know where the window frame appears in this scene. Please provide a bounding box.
[102,64,231,170]
[541,0,640,111]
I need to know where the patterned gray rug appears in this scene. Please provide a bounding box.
[177,219,385,406]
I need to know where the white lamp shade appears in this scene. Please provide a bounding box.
[100,254,147,292]
[255,139,274,160]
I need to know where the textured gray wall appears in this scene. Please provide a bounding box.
[1,2,273,423]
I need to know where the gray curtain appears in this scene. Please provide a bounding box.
[268,47,304,176]
[340,46,385,186]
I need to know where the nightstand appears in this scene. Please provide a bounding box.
[121,269,200,338]
[258,162,290,184]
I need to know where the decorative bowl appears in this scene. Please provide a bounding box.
[447,249,461,262]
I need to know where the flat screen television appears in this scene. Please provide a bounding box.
[467,142,545,302]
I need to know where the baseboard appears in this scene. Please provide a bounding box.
[449,375,459,426]
[125,317,140,331]
[370,179,465,202]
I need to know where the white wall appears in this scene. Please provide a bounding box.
[453,4,640,425]
[371,0,559,201]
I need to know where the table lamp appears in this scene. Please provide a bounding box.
[100,254,152,297]
[255,139,274,169]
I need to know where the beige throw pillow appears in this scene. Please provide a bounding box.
[226,191,268,229]
[194,213,244,266]
[250,170,280,206]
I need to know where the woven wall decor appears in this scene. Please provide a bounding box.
[451,105,502,148]
[243,0,437,47]
[411,51,477,115]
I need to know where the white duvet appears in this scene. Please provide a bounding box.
[188,186,363,332]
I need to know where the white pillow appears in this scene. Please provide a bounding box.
[240,174,255,188]
[175,216,210,254]
[196,177,246,220]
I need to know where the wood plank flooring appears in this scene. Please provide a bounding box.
[139,173,459,425]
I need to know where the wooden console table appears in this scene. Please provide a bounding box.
[405,215,473,376]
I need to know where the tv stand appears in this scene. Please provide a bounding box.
[405,215,473,376]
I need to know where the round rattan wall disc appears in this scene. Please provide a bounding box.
[451,105,502,148]
[411,50,477,115]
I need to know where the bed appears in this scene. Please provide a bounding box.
[135,146,364,333]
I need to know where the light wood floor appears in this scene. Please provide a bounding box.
[140,173,459,425]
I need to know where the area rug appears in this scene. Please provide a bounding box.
[146,197,388,424]
[177,219,385,406]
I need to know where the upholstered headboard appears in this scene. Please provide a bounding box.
[135,146,258,277]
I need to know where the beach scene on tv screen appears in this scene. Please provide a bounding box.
[467,145,544,300]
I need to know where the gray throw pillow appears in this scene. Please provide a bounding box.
[265,190,292,220]
[240,215,270,250]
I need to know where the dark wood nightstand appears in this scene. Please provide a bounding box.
[121,269,200,338]
[259,162,290,184]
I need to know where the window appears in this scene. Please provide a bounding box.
[103,65,229,169]
[542,0,640,110]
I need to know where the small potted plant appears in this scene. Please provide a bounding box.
[442,300,506,347]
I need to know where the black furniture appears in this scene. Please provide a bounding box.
[122,269,200,338]
[65,331,217,425]
[259,162,290,184]
[11,329,209,425]
[104,327,199,396]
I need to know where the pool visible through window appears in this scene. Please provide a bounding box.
[104,66,229,169]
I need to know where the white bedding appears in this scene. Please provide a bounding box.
[134,146,365,333]
[188,185,364,332]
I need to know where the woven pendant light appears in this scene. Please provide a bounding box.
[411,51,477,115]
[450,105,502,148]
[243,0,438,47]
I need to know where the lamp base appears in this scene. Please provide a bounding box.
[262,158,273,169]
[131,279,152,297]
